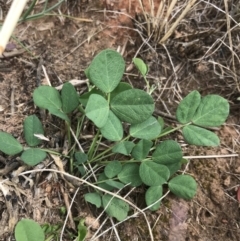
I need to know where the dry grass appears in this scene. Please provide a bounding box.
[135,0,240,105]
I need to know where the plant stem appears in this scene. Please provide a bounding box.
[157,122,191,138]
[40,148,68,157]
[88,130,100,160]
[89,135,131,163]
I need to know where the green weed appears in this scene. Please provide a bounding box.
[0,49,229,240]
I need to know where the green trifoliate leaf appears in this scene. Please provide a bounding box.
[145,186,163,211]
[168,175,197,199]
[47,107,70,122]
[0,132,23,155]
[61,82,79,113]
[84,192,101,208]
[164,162,182,177]
[33,85,62,110]
[152,140,182,164]
[21,149,47,166]
[110,82,132,100]
[79,88,104,107]
[111,89,154,124]
[118,163,142,187]
[157,116,165,129]
[15,219,45,241]
[104,160,122,178]
[112,141,135,155]
[139,162,170,186]
[130,116,161,140]
[85,94,109,128]
[183,125,219,146]
[192,95,229,127]
[131,139,152,160]
[24,115,44,147]
[102,194,129,221]
[133,58,148,76]
[100,111,123,141]
[87,49,125,93]
[97,173,114,191]
[176,90,201,124]
[105,180,125,189]
[33,86,70,121]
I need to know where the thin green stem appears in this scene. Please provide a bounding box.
[143,76,150,93]
[88,130,100,160]
[21,0,38,20]
[18,0,64,22]
[157,122,191,138]
[40,148,69,157]
[90,135,131,163]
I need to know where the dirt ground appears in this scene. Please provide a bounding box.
[0,0,239,240]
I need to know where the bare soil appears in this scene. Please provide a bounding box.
[0,1,239,240]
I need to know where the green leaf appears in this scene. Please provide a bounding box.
[118,163,142,187]
[87,49,125,93]
[112,141,135,155]
[102,194,129,221]
[15,219,45,241]
[176,90,201,124]
[111,89,154,124]
[139,162,170,186]
[133,58,148,76]
[77,219,87,241]
[47,106,70,122]
[23,115,44,147]
[61,82,79,113]
[21,149,47,166]
[130,116,161,139]
[105,180,125,189]
[168,175,197,199]
[97,173,114,191]
[84,192,101,208]
[157,116,165,129]
[183,125,219,146]
[145,186,163,211]
[33,86,70,122]
[0,132,23,155]
[110,82,132,100]
[74,152,88,164]
[33,85,62,110]
[100,111,123,141]
[192,95,229,127]
[104,160,122,178]
[131,139,152,160]
[79,88,104,107]
[163,162,182,176]
[152,140,182,164]
[85,94,109,128]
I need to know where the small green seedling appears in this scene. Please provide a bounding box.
[0,49,229,233]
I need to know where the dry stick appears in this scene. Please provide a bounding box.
[223,0,240,91]
[60,187,80,241]
[137,0,151,37]
[159,0,198,44]
[0,0,29,54]
[184,154,238,159]
[19,169,154,241]
[154,0,164,31]
[159,0,178,33]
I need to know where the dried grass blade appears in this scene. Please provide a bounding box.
[159,0,197,44]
